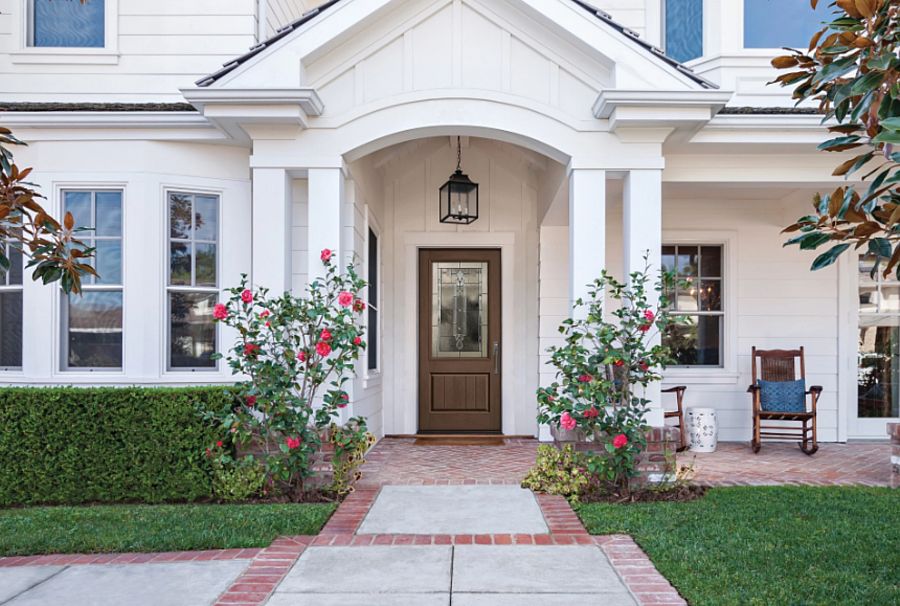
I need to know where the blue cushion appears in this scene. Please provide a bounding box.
[758,379,806,413]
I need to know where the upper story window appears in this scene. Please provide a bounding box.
[744,0,831,49]
[167,191,219,370]
[61,189,124,370]
[664,0,703,63]
[0,240,24,370]
[662,244,724,367]
[29,0,105,48]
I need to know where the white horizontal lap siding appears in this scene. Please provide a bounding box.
[291,179,310,295]
[0,0,257,101]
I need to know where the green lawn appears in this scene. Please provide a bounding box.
[576,486,899,606]
[0,503,336,556]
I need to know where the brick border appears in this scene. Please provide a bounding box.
[596,535,687,606]
[0,548,260,568]
[213,536,313,606]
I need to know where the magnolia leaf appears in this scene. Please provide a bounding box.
[868,237,892,259]
[809,27,826,51]
[772,55,800,69]
[853,0,878,18]
[811,243,851,270]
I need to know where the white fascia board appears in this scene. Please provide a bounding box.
[593,90,734,119]
[693,113,833,145]
[181,88,325,117]
[0,111,211,130]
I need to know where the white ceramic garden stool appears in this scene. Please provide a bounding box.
[687,407,718,453]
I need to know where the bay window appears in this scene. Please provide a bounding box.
[744,0,830,49]
[62,190,123,370]
[662,244,724,367]
[167,192,218,370]
[0,240,23,369]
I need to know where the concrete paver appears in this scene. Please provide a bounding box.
[265,593,450,606]
[356,485,548,535]
[3,560,248,606]
[452,594,637,605]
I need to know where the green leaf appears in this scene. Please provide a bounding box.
[871,130,900,145]
[850,70,885,96]
[811,243,851,271]
[868,238,892,259]
[880,117,900,132]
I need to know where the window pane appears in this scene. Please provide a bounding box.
[95,240,122,285]
[860,286,878,313]
[368,308,378,371]
[8,246,23,286]
[368,229,378,304]
[67,291,122,368]
[700,246,721,278]
[169,292,216,368]
[195,243,217,287]
[675,278,699,311]
[64,191,92,231]
[33,0,104,48]
[169,193,192,240]
[676,248,698,276]
[0,291,23,367]
[858,322,900,418]
[665,0,703,62]
[663,315,721,366]
[194,196,218,241]
[699,279,721,311]
[744,0,830,49]
[661,245,676,273]
[169,242,191,286]
[94,191,122,237]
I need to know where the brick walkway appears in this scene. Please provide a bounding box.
[360,437,893,487]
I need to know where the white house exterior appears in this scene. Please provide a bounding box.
[1,0,897,443]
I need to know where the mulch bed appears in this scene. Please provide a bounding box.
[580,483,707,504]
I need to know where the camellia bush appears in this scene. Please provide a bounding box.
[206,249,371,500]
[536,260,676,495]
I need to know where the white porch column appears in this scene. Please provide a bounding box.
[568,168,606,317]
[251,168,291,293]
[307,167,344,283]
[623,169,664,426]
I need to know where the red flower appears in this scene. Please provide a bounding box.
[643,310,655,322]
[260,309,270,318]
[613,433,628,449]
[285,436,302,450]
[205,448,211,457]
[337,393,349,409]
[639,361,650,372]
[353,299,366,313]
[353,336,362,346]
[246,395,256,407]
[639,323,651,333]
[584,406,599,419]
[241,289,253,304]
[216,440,223,448]
[243,342,260,357]
[338,291,354,307]
[578,374,593,383]
[213,303,228,320]
[298,350,307,362]
[320,328,332,341]
[320,249,332,262]
[613,359,625,367]
[316,341,332,357]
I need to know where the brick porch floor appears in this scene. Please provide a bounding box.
[358,437,893,487]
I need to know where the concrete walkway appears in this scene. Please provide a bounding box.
[0,560,248,606]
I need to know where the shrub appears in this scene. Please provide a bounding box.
[210,455,267,502]
[0,386,229,506]
[521,445,590,501]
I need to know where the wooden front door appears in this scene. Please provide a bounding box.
[418,249,501,433]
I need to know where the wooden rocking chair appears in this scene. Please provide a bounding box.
[662,386,688,452]
[747,347,821,455]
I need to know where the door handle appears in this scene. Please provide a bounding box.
[492,341,500,375]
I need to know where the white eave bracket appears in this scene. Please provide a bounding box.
[594,89,734,133]
[180,87,325,142]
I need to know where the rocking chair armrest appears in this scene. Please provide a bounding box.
[807,385,823,395]
[661,386,687,394]
[746,385,760,394]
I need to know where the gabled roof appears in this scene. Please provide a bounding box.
[195,0,717,89]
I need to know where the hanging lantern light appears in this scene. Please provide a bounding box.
[439,136,479,225]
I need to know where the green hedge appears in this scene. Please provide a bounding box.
[0,386,233,507]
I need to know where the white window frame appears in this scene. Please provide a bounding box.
[59,188,125,373]
[165,189,221,373]
[0,240,24,372]
[364,207,382,386]
[13,0,119,65]
[661,230,738,385]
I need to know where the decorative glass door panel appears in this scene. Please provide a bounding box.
[432,262,488,358]
[418,250,501,433]
[855,255,900,435]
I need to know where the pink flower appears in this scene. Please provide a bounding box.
[584,406,599,419]
[337,393,349,409]
[353,299,366,313]
[560,412,577,431]
[639,323,651,333]
[243,343,260,357]
[246,395,257,407]
[578,374,593,383]
[320,249,332,263]
[643,310,655,322]
[260,309,270,318]
[613,433,628,449]
[338,291,354,307]
[353,336,362,346]
[320,328,332,342]
[298,350,307,362]
[241,289,253,304]
[285,436,302,450]
[213,303,228,320]
[316,341,332,357]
